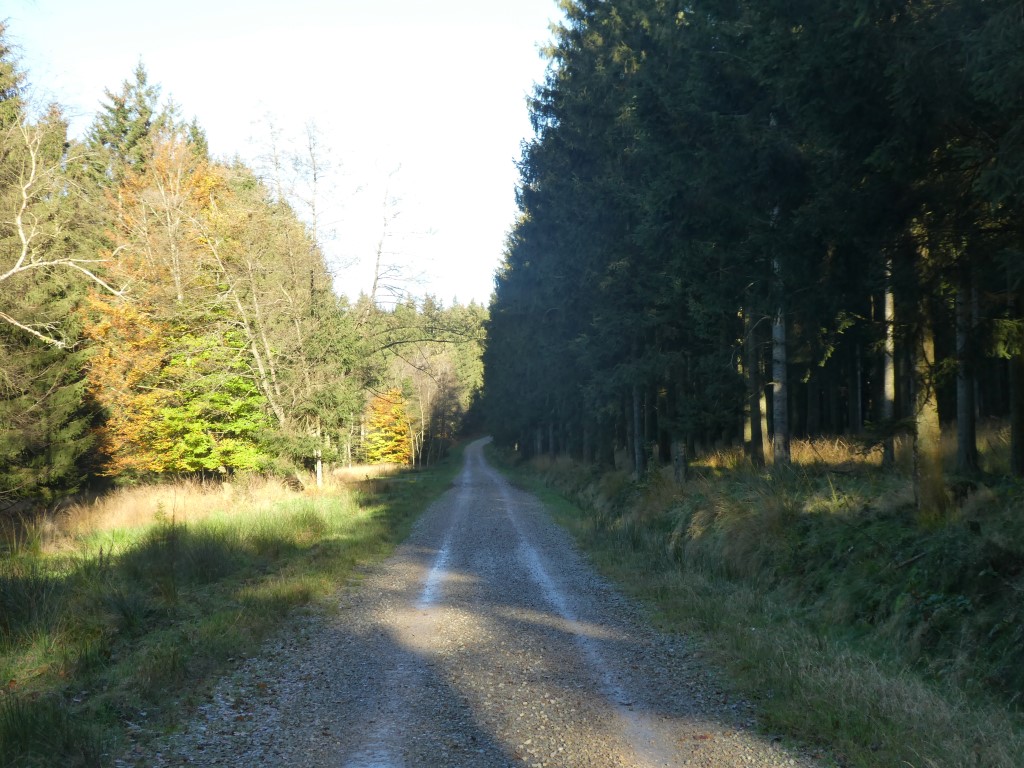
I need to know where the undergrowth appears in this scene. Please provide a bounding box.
[0,452,460,767]
[490,438,1024,768]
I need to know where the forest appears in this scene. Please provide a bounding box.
[3,3,1024,763]
[481,4,1024,759]
[0,26,486,508]
[484,0,1024,519]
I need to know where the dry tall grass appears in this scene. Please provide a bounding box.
[509,430,1024,765]
[330,463,404,484]
[32,464,403,550]
[50,477,288,544]
[504,425,1024,767]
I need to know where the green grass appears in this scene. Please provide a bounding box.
[0,449,461,768]
[489,445,1024,768]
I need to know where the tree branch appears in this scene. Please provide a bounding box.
[0,309,65,348]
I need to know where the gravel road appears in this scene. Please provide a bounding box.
[126,438,826,767]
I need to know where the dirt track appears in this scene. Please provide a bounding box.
[131,438,823,767]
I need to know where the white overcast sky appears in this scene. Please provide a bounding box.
[6,0,560,306]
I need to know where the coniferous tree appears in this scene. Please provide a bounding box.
[486,0,1024,506]
[0,33,106,500]
[86,62,164,183]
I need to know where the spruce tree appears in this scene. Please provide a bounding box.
[0,35,97,501]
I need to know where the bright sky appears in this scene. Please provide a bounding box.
[7,0,560,306]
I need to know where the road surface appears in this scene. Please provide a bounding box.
[132,438,823,767]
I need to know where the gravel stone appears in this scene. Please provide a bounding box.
[121,438,826,767]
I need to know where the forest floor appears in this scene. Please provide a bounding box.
[121,438,830,767]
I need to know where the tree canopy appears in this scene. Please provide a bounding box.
[0,28,486,505]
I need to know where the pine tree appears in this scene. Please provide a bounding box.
[86,62,164,182]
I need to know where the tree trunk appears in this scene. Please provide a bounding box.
[973,283,983,419]
[314,418,323,489]
[632,384,645,477]
[346,417,355,467]
[956,265,979,474]
[1011,352,1024,477]
[743,307,766,467]
[882,268,896,468]
[645,386,658,463]
[1010,278,1024,477]
[848,344,863,434]
[914,313,948,523]
[671,438,688,484]
[418,396,427,468]
[598,418,616,469]
[772,305,791,466]
[759,387,772,464]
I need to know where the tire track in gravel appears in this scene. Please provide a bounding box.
[131,438,827,768]
[493,467,672,767]
[343,459,474,768]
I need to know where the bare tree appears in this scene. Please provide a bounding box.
[369,166,406,307]
[0,112,122,347]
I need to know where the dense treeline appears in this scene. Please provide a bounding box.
[0,28,484,505]
[485,0,1024,517]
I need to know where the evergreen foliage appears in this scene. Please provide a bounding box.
[0,34,98,500]
[484,0,1024,515]
[86,62,164,182]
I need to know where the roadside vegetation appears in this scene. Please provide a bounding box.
[0,451,461,768]
[490,432,1024,768]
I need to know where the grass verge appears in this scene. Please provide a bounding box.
[0,449,461,768]
[488,442,1024,768]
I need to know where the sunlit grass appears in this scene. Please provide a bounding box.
[0,453,462,767]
